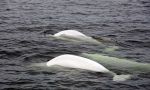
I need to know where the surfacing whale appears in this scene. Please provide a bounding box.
[49,30,104,45]
[48,30,119,52]
[31,54,131,82]
[81,53,150,73]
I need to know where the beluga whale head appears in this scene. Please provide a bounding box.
[31,54,131,82]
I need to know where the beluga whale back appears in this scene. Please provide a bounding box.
[81,53,150,73]
[49,30,102,44]
[48,30,119,52]
[32,54,130,82]
[54,30,87,37]
[46,54,110,73]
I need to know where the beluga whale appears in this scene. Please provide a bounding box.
[48,30,119,52]
[31,54,131,82]
[49,30,102,44]
[81,53,150,73]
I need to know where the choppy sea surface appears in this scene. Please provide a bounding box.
[0,0,150,89]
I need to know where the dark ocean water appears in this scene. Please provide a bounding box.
[0,0,150,89]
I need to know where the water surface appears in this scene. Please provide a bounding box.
[0,0,150,89]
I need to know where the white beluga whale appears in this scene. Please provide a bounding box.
[48,30,119,52]
[31,54,131,82]
[54,30,87,37]
[50,30,102,44]
[46,54,109,72]
[81,53,150,73]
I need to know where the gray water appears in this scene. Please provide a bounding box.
[0,0,150,89]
